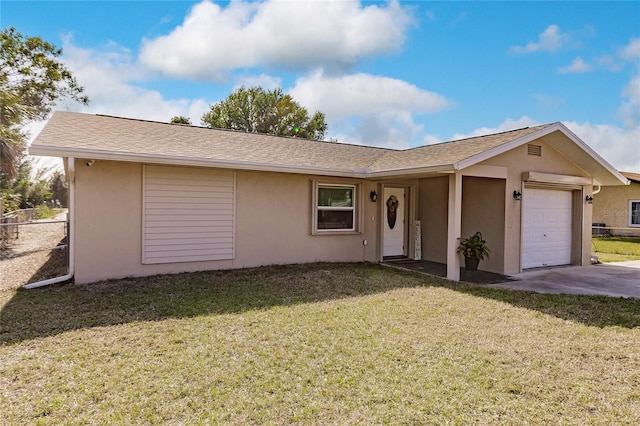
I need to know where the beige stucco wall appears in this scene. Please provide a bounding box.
[70,133,600,283]
[72,160,378,284]
[418,176,449,264]
[593,183,640,234]
[478,136,593,274]
[461,177,506,274]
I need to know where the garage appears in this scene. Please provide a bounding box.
[521,188,573,269]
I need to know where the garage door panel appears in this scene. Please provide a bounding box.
[522,188,572,269]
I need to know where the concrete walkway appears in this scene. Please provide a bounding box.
[487,261,640,298]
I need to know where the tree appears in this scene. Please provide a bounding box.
[201,87,327,140]
[0,27,89,179]
[170,116,192,125]
[0,78,29,180]
[48,170,68,207]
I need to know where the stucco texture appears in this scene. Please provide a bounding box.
[72,160,378,284]
[592,183,640,235]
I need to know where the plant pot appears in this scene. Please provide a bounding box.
[464,256,480,271]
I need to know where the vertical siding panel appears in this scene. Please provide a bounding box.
[142,165,235,264]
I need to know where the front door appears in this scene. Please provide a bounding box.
[383,187,405,257]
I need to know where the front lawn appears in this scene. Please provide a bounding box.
[1,263,639,424]
[593,236,640,262]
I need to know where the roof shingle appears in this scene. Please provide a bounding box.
[31,112,553,175]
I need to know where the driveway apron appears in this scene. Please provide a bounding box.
[487,261,640,298]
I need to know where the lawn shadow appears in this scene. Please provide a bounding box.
[25,237,68,285]
[1,263,428,344]
[426,274,640,329]
[1,263,638,345]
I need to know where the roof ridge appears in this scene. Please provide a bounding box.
[92,112,392,153]
[401,123,554,152]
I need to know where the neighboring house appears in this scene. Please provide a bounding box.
[592,171,640,236]
[30,112,628,284]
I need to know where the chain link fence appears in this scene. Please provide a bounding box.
[1,211,69,290]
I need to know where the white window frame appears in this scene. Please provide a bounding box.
[629,200,640,227]
[312,182,361,235]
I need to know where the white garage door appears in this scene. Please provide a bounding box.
[522,188,572,269]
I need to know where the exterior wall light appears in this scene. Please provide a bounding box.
[370,191,378,202]
[513,190,522,200]
[585,195,594,204]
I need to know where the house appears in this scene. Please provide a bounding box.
[29,111,628,284]
[592,171,640,236]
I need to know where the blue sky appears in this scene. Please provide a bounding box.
[3,0,639,171]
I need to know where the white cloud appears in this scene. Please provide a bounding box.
[451,116,540,140]
[290,70,451,120]
[139,0,413,80]
[59,40,209,124]
[617,76,640,129]
[448,117,639,173]
[558,57,591,74]
[448,11,467,27]
[509,24,568,54]
[234,74,282,91]
[289,70,451,148]
[27,38,211,147]
[619,37,640,63]
[564,121,640,173]
[422,134,442,145]
[532,93,565,108]
[597,55,623,72]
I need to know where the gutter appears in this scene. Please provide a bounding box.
[23,157,75,289]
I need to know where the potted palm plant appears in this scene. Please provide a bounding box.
[457,231,490,271]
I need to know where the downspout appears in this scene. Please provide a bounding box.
[592,185,601,195]
[23,157,75,289]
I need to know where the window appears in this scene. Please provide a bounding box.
[630,200,640,227]
[314,183,358,233]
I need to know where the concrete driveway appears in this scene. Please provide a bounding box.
[487,260,640,298]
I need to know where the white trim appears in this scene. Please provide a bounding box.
[446,173,462,281]
[629,200,640,227]
[454,122,628,186]
[368,165,456,178]
[454,124,560,170]
[521,187,573,269]
[30,146,365,178]
[382,187,407,257]
[30,121,628,185]
[555,122,629,184]
[23,157,76,289]
[312,182,360,234]
[522,171,592,185]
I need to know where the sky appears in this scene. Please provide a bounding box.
[3,0,640,172]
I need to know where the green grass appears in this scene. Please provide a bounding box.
[1,263,639,424]
[593,236,640,262]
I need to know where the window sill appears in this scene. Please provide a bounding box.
[312,230,362,236]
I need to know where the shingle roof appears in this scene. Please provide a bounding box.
[621,171,640,183]
[368,125,551,172]
[31,112,558,178]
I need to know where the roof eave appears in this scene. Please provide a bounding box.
[28,145,369,179]
[454,124,560,171]
[454,122,628,185]
[368,165,455,179]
